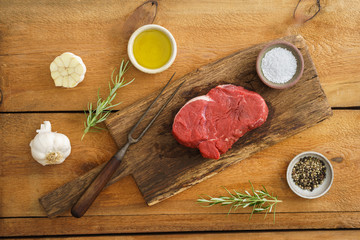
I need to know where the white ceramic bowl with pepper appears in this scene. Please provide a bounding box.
[286,151,334,199]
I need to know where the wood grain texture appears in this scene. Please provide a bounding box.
[0,0,359,111]
[1,0,360,237]
[38,159,132,218]
[0,113,119,218]
[21,230,360,240]
[2,212,360,237]
[71,155,123,218]
[1,110,360,235]
[121,0,158,41]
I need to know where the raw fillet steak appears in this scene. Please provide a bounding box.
[172,84,268,159]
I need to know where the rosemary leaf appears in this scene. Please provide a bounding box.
[197,181,282,222]
[82,60,134,140]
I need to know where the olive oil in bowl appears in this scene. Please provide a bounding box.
[133,29,172,69]
[128,24,177,74]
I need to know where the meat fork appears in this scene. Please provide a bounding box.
[72,73,183,218]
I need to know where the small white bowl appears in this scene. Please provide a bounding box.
[286,151,334,199]
[127,24,177,74]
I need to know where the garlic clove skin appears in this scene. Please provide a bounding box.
[29,121,71,166]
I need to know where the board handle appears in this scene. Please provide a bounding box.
[71,142,130,218]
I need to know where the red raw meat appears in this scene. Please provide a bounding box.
[172,84,268,159]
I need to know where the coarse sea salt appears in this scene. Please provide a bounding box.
[261,47,297,84]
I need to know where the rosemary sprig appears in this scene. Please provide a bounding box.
[82,60,134,140]
[197,181,282,222]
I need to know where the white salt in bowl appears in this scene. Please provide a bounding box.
[256,40,304,89]
[286,151,334,199]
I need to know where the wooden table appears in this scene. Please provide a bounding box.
[1,0,359,239]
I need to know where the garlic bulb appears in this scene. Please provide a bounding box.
[29,121,71,166]
[50,52,86,88]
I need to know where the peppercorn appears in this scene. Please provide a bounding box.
[291,156,326,191]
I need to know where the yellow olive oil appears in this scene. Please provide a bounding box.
[133,29,172,69]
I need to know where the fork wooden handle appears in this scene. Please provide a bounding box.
[71,142,131,218]
[71,155,122,218]
[70,74,179,218]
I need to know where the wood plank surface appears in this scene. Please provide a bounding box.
[39,35,333,217]
[20,230,360,240]
[1,0,360,238]
[1,110,360,236]
[0,0,359,112]
[2,212,360,237]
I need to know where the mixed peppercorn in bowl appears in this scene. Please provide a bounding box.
[286,151,334,199]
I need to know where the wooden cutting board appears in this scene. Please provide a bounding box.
[39,35,332,217]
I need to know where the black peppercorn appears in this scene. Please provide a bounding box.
[291,156,326,191]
